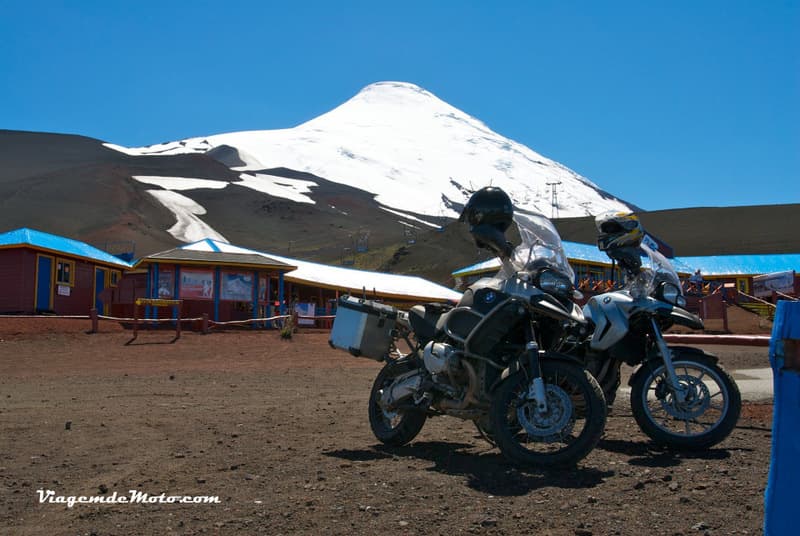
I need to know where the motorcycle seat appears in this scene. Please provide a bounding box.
[409,303,451,343]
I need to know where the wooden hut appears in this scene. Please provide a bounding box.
[132,239,296,324]
[0,228,132,315]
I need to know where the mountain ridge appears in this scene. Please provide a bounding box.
[108,81,637,222]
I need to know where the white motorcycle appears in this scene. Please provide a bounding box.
[577,233,741,450]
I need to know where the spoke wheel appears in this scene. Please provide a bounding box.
[630,354,741,450]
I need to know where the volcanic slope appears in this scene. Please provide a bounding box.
[111,81,636,220]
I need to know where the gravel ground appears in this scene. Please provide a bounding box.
[0,319,772,535]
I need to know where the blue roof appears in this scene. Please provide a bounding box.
[452,241,611,277]
[562,241,610,264]
[0,228,133,269]
[675,254,800,276]
[453,240,800,278]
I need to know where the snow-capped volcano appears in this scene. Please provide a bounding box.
[107,81,633,220]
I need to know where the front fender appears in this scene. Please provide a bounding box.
[665,307,704,330]
[491,351,585,392]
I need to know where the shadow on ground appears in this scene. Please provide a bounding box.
[597,437,738,467]
[324,440,614,496]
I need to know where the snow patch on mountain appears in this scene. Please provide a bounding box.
[133,176,229,191]
[135,173,318,240]
[379,207,442,229]
[112,81,635,218]
[147,190,226,243]
[235,173,316,204]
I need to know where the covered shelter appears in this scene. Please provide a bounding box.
[133,239,297,323]
[184,239,460,319]
[148,239,462,325]
[0,227,133,315]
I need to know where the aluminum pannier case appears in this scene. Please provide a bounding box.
[329,295,397,361]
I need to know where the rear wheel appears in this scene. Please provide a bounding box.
[587,357,621,408]
[490,360,606,467]
[368,361,427,446]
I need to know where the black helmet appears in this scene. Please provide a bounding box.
[595,211,644,252]
[459,186,514,231]
[459,187,514,258]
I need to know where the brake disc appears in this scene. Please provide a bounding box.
[658,374,711,420]
[516,384,574,442]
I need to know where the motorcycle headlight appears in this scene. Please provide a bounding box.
[537,269,573,298]
[657,282,685,307]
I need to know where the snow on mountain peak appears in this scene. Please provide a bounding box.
[109,81,634,220]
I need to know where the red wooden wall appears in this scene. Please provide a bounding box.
[0,249,36,313]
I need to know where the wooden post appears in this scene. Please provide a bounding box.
[722,300,729,333]
[90,308,98,333]
[252,269,259,329]
[132,302,139,341]
[176,302,182,339]
[202,313,209,334]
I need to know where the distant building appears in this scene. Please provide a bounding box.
[0,228,133,315]
[452,241,800,300]
[142,239,462,326]
[131,239,297,324]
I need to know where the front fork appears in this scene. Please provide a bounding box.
[650,317,687,403]
[524,322,548,413]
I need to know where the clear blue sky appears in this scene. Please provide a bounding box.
[1,0,797,210]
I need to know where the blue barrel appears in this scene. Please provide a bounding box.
[765,301,800,535]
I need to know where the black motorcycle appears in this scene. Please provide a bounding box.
[330,189,606,467]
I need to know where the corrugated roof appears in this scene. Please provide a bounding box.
[675,254,800,276]
[0,227,133,268]
[178,239,462,303]
[140,247,295,270]
[453,240,800,278]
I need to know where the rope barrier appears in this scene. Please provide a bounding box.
[208,315,292,326]
[97,315,205,323]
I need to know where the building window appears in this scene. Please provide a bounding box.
[109,270,121,287]
[56,259,75,286]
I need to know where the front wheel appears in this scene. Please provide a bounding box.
[368,360,427,447]
[630,354,741,450]
[490,360,606,467]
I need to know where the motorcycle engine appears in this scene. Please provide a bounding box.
[422,341,459,377]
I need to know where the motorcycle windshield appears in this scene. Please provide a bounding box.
[626,242,682,297]
[499,212,575,282]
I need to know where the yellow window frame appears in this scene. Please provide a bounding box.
[109,269,121,287]
[56,258,76,287]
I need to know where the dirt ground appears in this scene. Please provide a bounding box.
[0,318,773,536]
